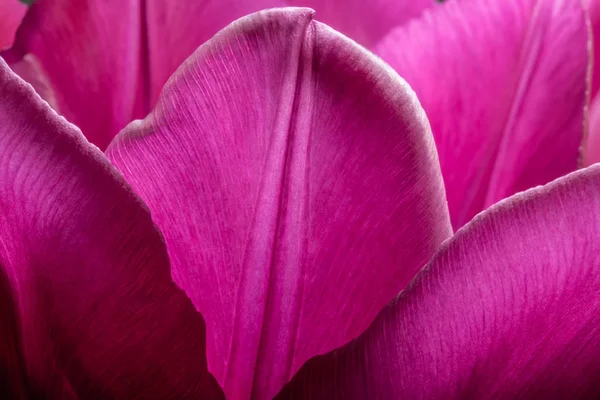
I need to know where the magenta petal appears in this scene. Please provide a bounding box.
[278,165,600,399]
[107,8,452,400]
[145,0,283,106]
[284,0,438,47]
[3,0,285,149]
[376,0,589,229]
[0,59,224,399]
[286,0,440,47]
[586,92,600,165]
[0,268,27,399]
[0,0,26,50]
[586,0,600,99]
[3,0,146,150]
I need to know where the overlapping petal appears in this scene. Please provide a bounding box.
[277,164,600,399]
[107,8,452,399]
[0,0,27,50]
[3,0,282,149]
[284,0,438,47]
[3,0,145,150]
[376,0,589,228]
[145,0,282,106]
[0,59,223,399]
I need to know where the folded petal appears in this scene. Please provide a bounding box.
[278,164,600,399]
[3,0,284,149]
[0,0,27,50]
[107,8,452,400]
[0,59,223,399]
[284,0,438,48]
[376,0,589,229]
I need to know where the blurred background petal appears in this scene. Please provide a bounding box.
[0,0,27,50]
[376,0,589,229]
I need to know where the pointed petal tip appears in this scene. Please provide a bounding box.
[108,6,449,399]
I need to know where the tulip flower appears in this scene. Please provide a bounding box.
[1,4,597,400]
[3,0,589,229]
[1,0,434,152]
[1,8,452,399]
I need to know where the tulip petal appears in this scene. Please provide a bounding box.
[0,0,27,50]
[0,267,28,399]
[107,8,452,400]
[0,59,224,399]
[3,0,145,150]
[376,0,589,229]
[278,164,600,400]
[3,0,284,149]
[585,91,600,165]
[284,0,438,47]
[145,0,283,106]
[586,0,600,99]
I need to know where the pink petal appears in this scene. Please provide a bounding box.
[584,0,600,165]
[278,164,600,399]
[9,54,59,111]
[107,8,452,400]
[0,0,26,50]
[586,0,600,99]
[584,90,600,165]
[3,0,284,150]
[0,59,224,399]
[285,0,438,47]
[145,0,283,106]
[375,0,589,229]
[3,0,145,150]
[586,92,600,165]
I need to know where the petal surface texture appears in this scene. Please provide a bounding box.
[284,0,438,47]
[277,164,600,400]
[107,8,452,400]
[375,0,589,229]
[3,0,282,149]
[0,59,224,399]
[0,0,26,50]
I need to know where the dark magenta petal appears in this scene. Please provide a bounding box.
[278,165,600,399]
[107,8,452,399]
[0,0,26,50]
[3,0,283,149]
[0,267,28,399]
[284,0,438,47]
[376,0,589,229]
[0,59,224,399]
